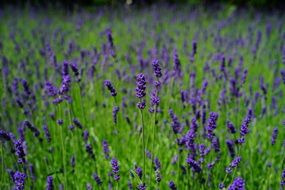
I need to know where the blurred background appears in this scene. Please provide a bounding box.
[1,0,285,9]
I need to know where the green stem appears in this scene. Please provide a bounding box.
[140,109,146,183]
[57,104,67,188]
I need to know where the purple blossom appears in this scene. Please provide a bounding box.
[168,180,177,190]
[112,106,120,124]
[93,173,103,186]
[137,183,146,190]
[111,158,120,181]
[226,121,236,134]
[150,90,160,106]
[173,49,182,78]
[240,109,253,137]
[14,139,26,164]
[102,140,110,159]
[136,73,146,99]
[46,176,54,190]
[85,144,95,159]
[226,140,235,158]
[228,177,245,190]
[82,130,89,143]
[43,125,51,143]
[11,171,26,190]
[104,80,117,97]
[186,156,202,173]
[169,109,181,134]
[153,157,161,171]
[152,59,162,78]
[135,166,143,179]
[44,81,58,97]
[155,170,161,183]
[281,169,285,187]
[0,129,12,141]
[73,118,83,129]
[206,112,219,139]
[271,127,278,145]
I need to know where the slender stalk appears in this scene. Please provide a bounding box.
[140,109,146,182]
[57,104,67,188]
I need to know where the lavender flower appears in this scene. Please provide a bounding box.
[155,170,161,183]
[102,140,110,159]
[0,129,12,141]
[168,181,177,190]
[271,127,278,145]
[228,177,245,190]
[136,73,146,109]
[150,90,160,106]
[86,183,93,190]
[240,109,253,137]
[111,158,120,181]
[152,59,162,78]
[173,49,182,78]
[169,109,181,134]
[226,121,236,134]
[137,183,146,190]
[70,62,79,79]
[93,173,103,186]
[14,139,26,164]
[43,125,51,143]
[83,130,89,143]
[186,156,202,173]
[206,112,219,139]
[44,81,58,97]
[135,166,143,179]
[153,157,161,171]
[112,106,120,124]
[230,156,241,168]
[85,144,95,159]
[59,75,71,95]
[46,176,54,190]
[226,140,235,158]
[11,171,26,190]
[104,80,117,97]
[281,169,285,187]
[73,118,83,129]
[192,40,197,55]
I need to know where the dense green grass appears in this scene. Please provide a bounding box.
[0,5,284,190]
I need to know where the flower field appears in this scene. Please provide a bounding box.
[0,5,284,190]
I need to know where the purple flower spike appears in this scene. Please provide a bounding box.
[228,177,245,190]
[104,80,117,97]
[281,169,285,187]
[111,158,120,181]
[44,81,58,97]
[240,109,253,137]
[14,139,26,164]
[152,59,162,78]
[11,171,26,190]
[102,140,110,159]
[168,181,177,190]
[136,73,146,99]
[206,112,219,139]
[137,183,146,190]
[169,109,181,134]
[186,156,202,173]
[46,176,54,190]
[93,173,103,186]
[271,127,278,145]
[136,73,147,109]
[112,106,120,124]
[135,166,143,179]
